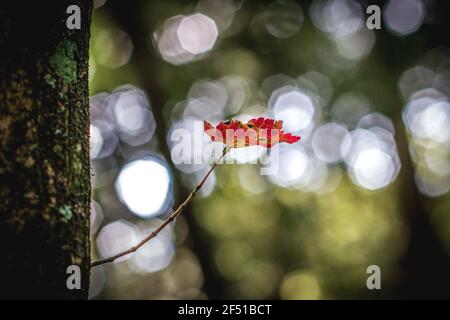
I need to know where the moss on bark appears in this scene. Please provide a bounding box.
[0,1,92,299]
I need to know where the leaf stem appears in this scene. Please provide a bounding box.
[91,147,229,268]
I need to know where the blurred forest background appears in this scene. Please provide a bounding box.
[87,0,450,299]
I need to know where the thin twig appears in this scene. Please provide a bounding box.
[91,147,229,268]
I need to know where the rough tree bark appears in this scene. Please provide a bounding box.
[0,1,92,299]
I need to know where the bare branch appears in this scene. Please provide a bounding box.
[91,147,229,268]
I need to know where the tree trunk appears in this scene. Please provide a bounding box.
[0,1,92,299]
